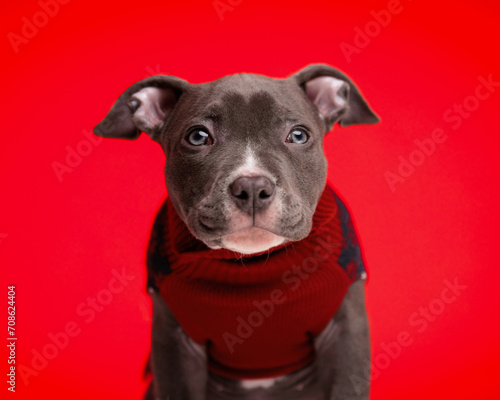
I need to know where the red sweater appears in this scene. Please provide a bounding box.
[146,184,366,379]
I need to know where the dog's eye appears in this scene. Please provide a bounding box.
[186,129,213,146]
[286,129,309,144]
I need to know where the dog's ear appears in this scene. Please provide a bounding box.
[93,76,190,142]
[292,64,380,131]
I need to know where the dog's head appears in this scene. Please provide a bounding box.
[94,65,378,254]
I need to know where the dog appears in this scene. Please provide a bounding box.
[94,64,379,400]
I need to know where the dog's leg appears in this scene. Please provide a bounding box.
[148,289,208,400]
[315,279,370,400]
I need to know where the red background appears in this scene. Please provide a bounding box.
[1,0,499,399]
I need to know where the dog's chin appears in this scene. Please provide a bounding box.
[217,227,287,255]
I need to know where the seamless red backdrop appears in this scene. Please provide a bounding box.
[1,0,499,399]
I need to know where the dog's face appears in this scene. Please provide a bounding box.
[94,65,378,254]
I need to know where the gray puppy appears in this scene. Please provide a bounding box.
[94,64,378,400]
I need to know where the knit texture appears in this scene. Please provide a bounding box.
[146,184,366,379]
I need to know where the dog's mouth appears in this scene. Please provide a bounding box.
[196,218,289,255]
[189,197,310,255]
[198,218,220,233]
[219,227,287,255]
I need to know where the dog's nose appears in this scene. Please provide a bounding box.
[229,176,275,215]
